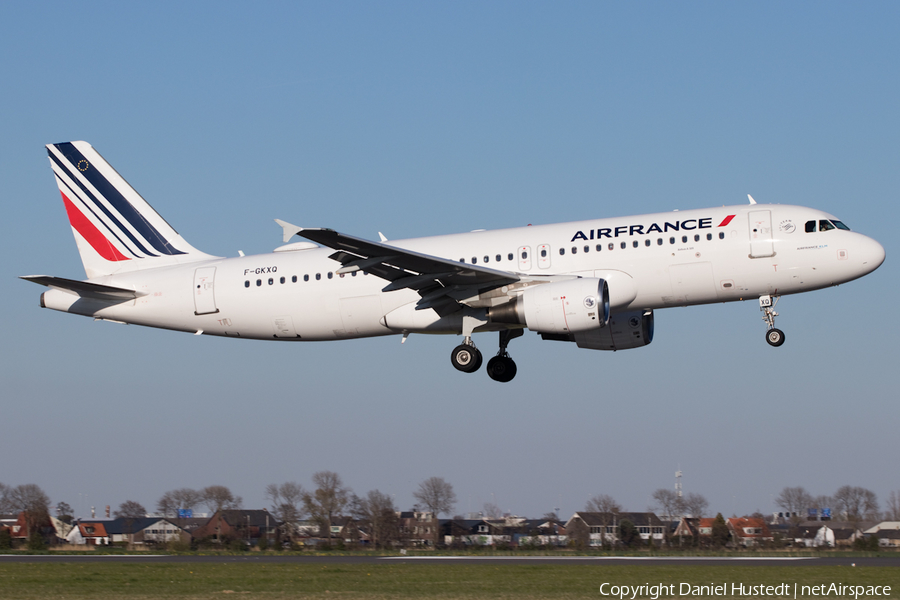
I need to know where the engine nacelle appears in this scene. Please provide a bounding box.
[571,309,654,351]
[489,278,609,334]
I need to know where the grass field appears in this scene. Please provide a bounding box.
[0,563,897,599]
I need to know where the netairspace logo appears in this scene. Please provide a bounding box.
[599,583,892,600]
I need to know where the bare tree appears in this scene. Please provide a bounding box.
[774,486,813,525]
[265,482,306,540]
[353,490,398,548]
[157,488,204,518]
[584,494,621,548]
[833,485,879,522]
[650,488,682,519]
[7,484,51,535]
[0,483,11,514]
[885,491,900,521]
[413,477,457,517]
[114,500,147,519]
[201,485,242,514]
[682,492,709,517]
[482,502,502,520]
[585,494,621,514]
[55,502,74,525]
[303,471,350,540]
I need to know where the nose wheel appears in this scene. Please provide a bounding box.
[760,295,786,347]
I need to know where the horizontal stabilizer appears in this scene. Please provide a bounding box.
[20,275,143,300]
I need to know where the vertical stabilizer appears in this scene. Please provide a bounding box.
[46,141,215,278]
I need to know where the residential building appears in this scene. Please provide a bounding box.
[565,512,666,547]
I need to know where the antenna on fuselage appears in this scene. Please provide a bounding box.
[748,194,757,205]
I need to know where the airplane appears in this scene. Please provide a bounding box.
[22,141,885,382]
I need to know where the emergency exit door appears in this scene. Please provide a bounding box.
[193,267,219,315]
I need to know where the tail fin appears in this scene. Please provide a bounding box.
[46,141,215,279]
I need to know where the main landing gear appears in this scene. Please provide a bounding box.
[760,294,785,347]
[450,329,522,382]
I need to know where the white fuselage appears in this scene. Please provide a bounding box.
[41,204,885,342]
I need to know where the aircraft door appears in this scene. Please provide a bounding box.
[193,266,219,315]
[749,210,775,258]
[517,246,532,271]
[537,244,551,269]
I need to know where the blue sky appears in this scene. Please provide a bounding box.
[2,2,898,521]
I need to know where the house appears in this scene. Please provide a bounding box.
[191,509,279,545]
[512,518,567,547]
[672,517,698,539]
[441,519,505,546]
[104,517,190,545]
[7,512,55,543]
[565,512,666,547]
[67,522,109,545]
[727,517,773,546]
[397,511,438,547]
[864,522,900,547]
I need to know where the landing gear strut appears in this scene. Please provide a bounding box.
[486,329,522,383]
[450,337,483,373]
[760,295,785,347]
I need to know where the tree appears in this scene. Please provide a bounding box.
[482,502,502,520]
[885,491,900,521]
[265,482,306,541]
[618,519,640,547]
[201,485,242,514]
[303,471,351,540]
[584,494,621,549]
[833,485,879,522]
[55,502,74,525]
[352,490,399,548]
[0,483,11,514]
[114,500,147,519]
[157,488,204,518]
[412,477,457,517]
[585,494,621,514]
[711,513,729,548]
[7,484,51,537]
[682,492,709,517]
[650,489,682,519]
[774,486,813,525]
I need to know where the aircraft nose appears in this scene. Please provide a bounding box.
[859,235,885,274]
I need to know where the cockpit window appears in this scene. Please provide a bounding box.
[819,220,835,232]
[805,220,816,233]
[831,220,850,231]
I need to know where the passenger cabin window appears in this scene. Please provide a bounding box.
[657,238,663,245]
[706,233,712,240]
[694,234,700,242]
[304,274,309,281]
[596,244,602,251]
[508,253,514,261]
[718,232,725,239]
[541,249,548,257]
[521,251,528,259]
[805,220,816,233]
[584,245,589,253]
[496,254,501,261]
[571,247,577,254]
[483,256,489,263]
[244,281,250,288]
[682,235,688,243]
[632,240,638,248]
[559,248,565,255]
[471,257,477,264]
[819,220,835,232]
[292,275,297,283]
[645,239,650,247]
[608,243,614,251]
[669,237,675,244]
[620,241,626,249]
[315,273,321,280]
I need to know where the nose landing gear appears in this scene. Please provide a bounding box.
[760,295,785,347]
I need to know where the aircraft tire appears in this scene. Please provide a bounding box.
[451,344,482,373]
[487,355,517,382]
[766,328,785,347]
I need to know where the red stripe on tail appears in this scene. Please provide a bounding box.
[61,192,130,262]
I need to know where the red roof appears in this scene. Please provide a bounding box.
[78,522,108,538]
